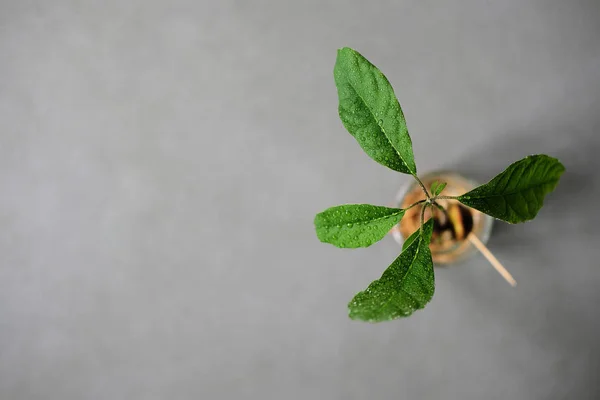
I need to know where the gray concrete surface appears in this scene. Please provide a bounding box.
[1,1,599,399]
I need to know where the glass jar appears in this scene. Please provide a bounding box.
[391,171,494,265]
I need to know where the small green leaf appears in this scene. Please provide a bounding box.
[430,181,440,195]
[457,155,565,223]
[334,47,416,174]
[431,181,447,197]
[348,219,435,322]
[314,204,405,248]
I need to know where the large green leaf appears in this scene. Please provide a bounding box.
[401,226,421,251]
[334,47,416,174]
[457,155,565,223]
[348,219,435,322]
[314,204,405,248]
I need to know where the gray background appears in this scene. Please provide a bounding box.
[1,1,599,399]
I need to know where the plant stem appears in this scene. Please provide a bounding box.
[433,195,458,201]
[433,200,449,220]
[405,199,427,211]
[419,203,428,234]
[412,174,431,199]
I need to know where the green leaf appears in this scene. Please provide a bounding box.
[334,47,416,174]
[457,155,565,223]
[430,181,440,195]
[314,204,405,248]
[431,181,447,197]
[348,219,435,322]
[401,226,421,251]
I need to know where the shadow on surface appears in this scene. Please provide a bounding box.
[441,107,600,398]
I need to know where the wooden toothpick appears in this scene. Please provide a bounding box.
[469,233,517,287]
